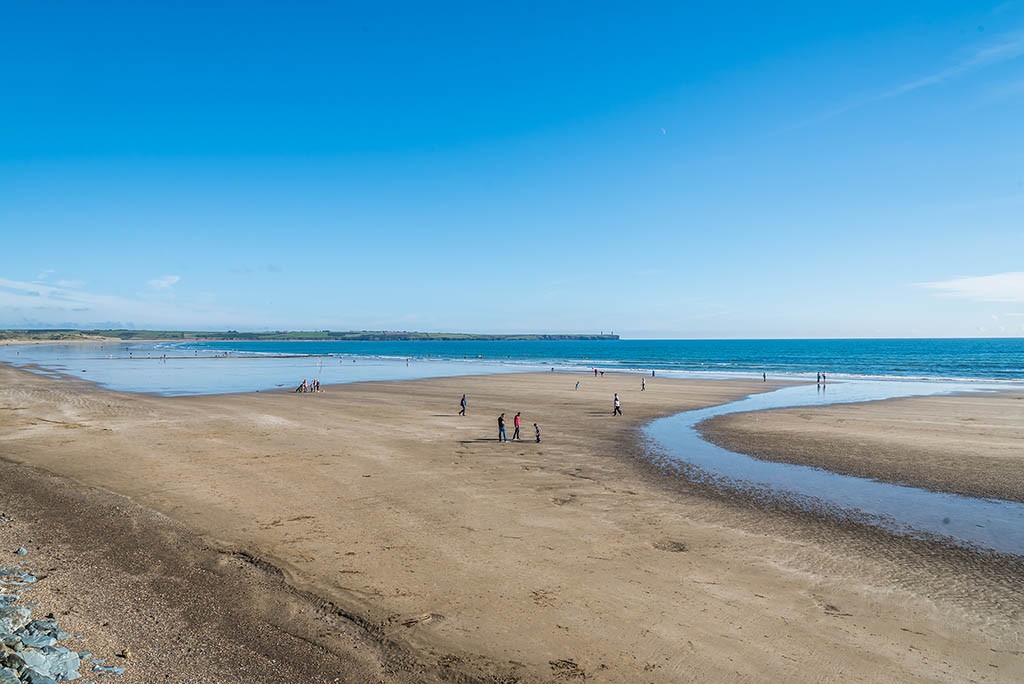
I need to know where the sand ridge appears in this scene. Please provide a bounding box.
[0,365,1021,682]
[701,391,1024,503]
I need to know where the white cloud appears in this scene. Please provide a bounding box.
[918,272,1024,302]
[0,275,242,328]
[147,275,181,289]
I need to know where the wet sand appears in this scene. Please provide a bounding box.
[0,365,1021,682]
[702,391,1024,503]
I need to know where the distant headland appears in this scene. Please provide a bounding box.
[0,329,620,342]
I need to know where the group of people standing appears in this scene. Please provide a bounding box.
[497,411,540,443]
[459,384,628,446]
[459,395,540,443]
[294,378,321,393]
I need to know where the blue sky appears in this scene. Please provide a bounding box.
[2,1,1023,338]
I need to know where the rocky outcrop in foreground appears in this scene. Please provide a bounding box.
[1,545,125,683]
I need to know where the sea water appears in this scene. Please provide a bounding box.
[0,338,1021,395]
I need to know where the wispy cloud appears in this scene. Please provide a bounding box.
[804,30,1024,125]
[882,32,1024,100]
[918,271,1024,302]
[147,275,181,289]
[0,275,242,328]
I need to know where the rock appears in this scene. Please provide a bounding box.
[14,548,27,557]
[20,633,57,649]
[23,670,61,684]
[13,645,80,680]
[0,605,31,633]
[117,648,131,660]
[92,664,126,675]
[0,564,91,683]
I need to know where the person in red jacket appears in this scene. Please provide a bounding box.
[512,412,522,440]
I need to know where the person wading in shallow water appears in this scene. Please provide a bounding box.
[613,393,622,416]
[498,413,507,442]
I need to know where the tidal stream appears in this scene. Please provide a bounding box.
[645,381,1024,556]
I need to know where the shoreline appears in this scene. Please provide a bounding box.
[4,340,1024,393]
[700,391,1024,504]
[1,366,1022,682]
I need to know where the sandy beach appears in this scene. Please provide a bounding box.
[1,364,1021,683]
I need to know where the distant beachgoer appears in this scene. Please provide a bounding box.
[459,394,467,416]
[652,370,655,377]
[513,412,521,440]
[822,373,827,385]
[295,379,307,393]
[575,381,580,391]
[498,413,507,442]
[613,393,622,416]
[534,423,541,443]
[763,372,766,382]
[600,371,604,376]
[641,378,646,391]
[594,368,598,377]
[816,372,821,385]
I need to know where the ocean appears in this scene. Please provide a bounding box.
[1,337,1022,396]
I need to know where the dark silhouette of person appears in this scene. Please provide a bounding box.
[459,394,467,416]
[498,413,507,442]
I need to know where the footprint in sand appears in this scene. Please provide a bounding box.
[399,612,445,627]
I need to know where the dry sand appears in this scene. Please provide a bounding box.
[0,365,1021,683]
[702,391,1024,503]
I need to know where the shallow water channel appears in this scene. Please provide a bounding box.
[645,381,1024,556]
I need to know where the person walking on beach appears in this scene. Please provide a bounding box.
[641,377,646,391]
[613,393,622,416]
[763,372,766,382]
[534,423,541,443]
[459,394,467,416]
[816,372,821,385]
[594,368,598,377]
[513,412,521,440]
[498,413,507,442]
[575,381,580,391]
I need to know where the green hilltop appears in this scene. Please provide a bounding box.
[0,329,619,342]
